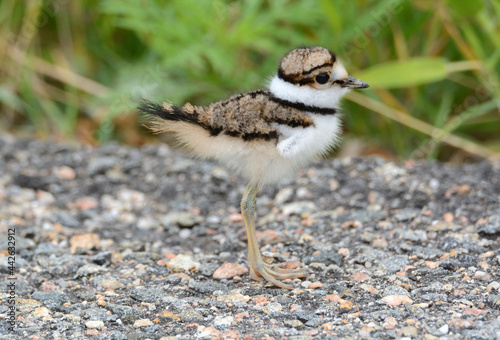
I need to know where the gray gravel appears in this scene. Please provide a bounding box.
[0,134,499,339]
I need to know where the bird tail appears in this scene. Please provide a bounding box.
[137,99,202,134]
[138,99,220,160]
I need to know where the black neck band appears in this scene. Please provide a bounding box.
[267,94,338,115]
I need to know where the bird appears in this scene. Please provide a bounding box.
[138,46,369,289]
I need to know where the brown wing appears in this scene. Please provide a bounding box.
[201,90,314,141]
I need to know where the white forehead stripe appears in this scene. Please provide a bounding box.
[331,62,348,80]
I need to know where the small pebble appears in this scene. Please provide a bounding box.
[162,211,203,228]
[487,281,500,291]
[282,201,318,215]
[212,262,248,279]
[55,166,77,180]
[33,307,51,318]
[217,291,250,303]
[212,315,234,328]
[133,319,154,328]
[301,281,312,289]
[167,254,200,272]
[70,233,101,253]
[308,281,323,289]
[474,271,492,281]
[85,321,104,329]
[438,324,449,335]
[274,187,293,204]
[101,279,125,289]
[350,272,371,282]
[381,295,413,306]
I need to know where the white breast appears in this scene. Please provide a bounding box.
[275,113,342,159]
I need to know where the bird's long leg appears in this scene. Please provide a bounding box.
[241,183,308,289]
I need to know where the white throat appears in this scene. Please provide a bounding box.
[269,75,349,109]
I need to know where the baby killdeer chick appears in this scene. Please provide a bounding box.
[139,46,369,289]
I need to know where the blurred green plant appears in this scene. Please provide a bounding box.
[0,0,499,161]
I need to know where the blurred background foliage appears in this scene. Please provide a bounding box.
[0,0,499,162]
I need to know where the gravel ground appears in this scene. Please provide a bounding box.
[1,134,499,340]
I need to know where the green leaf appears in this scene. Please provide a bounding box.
[0,87,22,110]
[319,0,342,32]
[446,0,484,17]
[354,58,448,89]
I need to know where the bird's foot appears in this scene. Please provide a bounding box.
[248,257,308,289]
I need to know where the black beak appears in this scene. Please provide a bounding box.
[339,76,369,89]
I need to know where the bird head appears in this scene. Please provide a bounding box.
[270,46,369,110]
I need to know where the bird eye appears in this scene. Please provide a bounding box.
[315,73,330,84]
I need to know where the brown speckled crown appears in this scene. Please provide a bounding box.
[277,47,336,85]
